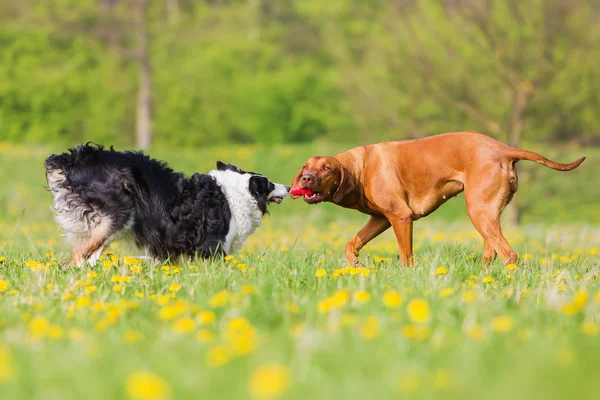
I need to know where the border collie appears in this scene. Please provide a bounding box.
[44,144,289,266]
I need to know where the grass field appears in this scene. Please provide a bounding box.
[0,141,599,400]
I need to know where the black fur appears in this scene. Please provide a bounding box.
[44,143,274,260]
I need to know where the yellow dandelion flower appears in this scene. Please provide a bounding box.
[581,322,599,336]
[125,371,171,400]
[383,291,403,308]
[491,316,513,332]
[124,330,142,344]
[196,329,215,343]
[315,268,326,278]
[172,317,195,334]
[248,364,291,400]
[483,276,494,284]
[240,284,257,295]
[331,289,350,307]
[85,286,97,294]
[130,265,142,274]
[158,303,186,320]
[112,275,132,284]
[556,283,566,291]
[236,263,247,272]
[407,299,431,324]
[573,291,588,309]
[439,288,454,297]
[0,280,8,292]
[168,283,181,293]
[560,303,578,316]
[206,345,231,367]
[123,257,141,266]
[286,303,300,314]
[28,316,49,339]
[354,290,370,304]
[0,256,5,263]
[0,345,17,382]
[103,260,113,269]
[226,317,257,355]
[466,324,485,341]
[197,311,216,325]
[224,255,234,262]
[507,263,518,271]
[208,290,229,308]
[435,267,448,276]
[135,291,145,299]
[155,295,170,306]
[317,298,333,314]
[113,285,124,293]
[360,316,379,339]
[462,290,477,304]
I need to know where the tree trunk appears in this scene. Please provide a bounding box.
[504,85,530,226]
[135,0,152,150]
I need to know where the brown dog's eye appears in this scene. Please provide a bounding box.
[322,165,330,171]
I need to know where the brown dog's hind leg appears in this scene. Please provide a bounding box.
[465,165,518,264]
[345,215,391,264]
[66,217,115,268]
[482,240,497,264]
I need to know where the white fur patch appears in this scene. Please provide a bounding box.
[47,168,94,246]
[209,170,266,255]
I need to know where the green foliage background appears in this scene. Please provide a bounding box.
[0,0,598,147]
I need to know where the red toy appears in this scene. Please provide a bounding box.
[290,187,313,197]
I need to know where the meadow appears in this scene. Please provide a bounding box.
[0,141,599,400]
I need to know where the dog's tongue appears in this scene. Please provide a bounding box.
[290,187,314,197]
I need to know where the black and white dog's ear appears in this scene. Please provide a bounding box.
[216,161,246,174]
[249,175,270,214]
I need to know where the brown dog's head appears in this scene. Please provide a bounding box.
[290,156,355,204]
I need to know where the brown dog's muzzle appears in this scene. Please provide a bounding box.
[300,173,317,187]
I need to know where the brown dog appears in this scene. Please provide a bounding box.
[290,131,585,265]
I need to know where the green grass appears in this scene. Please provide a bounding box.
[0,141,599,400]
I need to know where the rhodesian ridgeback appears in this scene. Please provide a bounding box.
[290,131,585,265]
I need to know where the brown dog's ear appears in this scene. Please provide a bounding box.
[332,166,355,203]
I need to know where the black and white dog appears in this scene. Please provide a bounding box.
[45,144,289,266]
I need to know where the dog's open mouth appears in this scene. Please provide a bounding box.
[289,186,324,203]
[303,191,324,204]
[269,196,284,204]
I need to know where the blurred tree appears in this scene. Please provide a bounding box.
[49,0,153,149]
[0,0,598,152]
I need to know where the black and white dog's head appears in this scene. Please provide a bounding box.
[209,161,289,254]
[213,161,289,212]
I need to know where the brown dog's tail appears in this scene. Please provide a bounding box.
[506,148,586,171]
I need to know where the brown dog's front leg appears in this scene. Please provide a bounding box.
[386,213,414,266]
[345,215,391,264]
